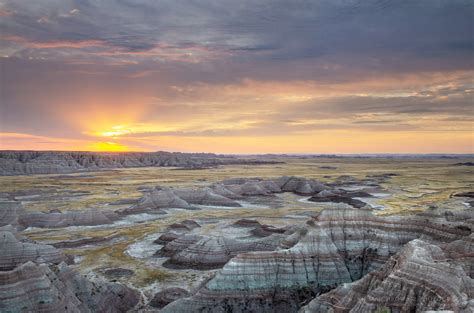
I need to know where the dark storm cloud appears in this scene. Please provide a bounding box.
[1,0,472,68]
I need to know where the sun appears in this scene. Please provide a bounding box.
[86,141,130,152]
[97,125,132,137]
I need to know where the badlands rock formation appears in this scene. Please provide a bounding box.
[126,186,242,213]
[161,234,287,270]
[211,183,244,199]
[1,201,122,229]
[0,231,66,270]
[175,188,241,207]
[0,230,139,312]
[19,209,120,228]
[168,219,201,231]
[0,201,25,229]
[234,219,289,237]
[4,171,464,312]
[156,234,204,258]
[276,176,326,195]
[0,150,279,175]
[149,287,191,309]
[154,219,201,245]
[131,175,375,213]
[5,175,355,230]
[220,176,326,196]
[0,261,140,313]
[161,208,472,313]
[300,238,474,313]
[308,190,369,208]
[130,187,195,211]
[155,218,290,269]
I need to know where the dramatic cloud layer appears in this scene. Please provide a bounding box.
[0,0,473,153]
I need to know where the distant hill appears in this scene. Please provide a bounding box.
[0,150,280,176]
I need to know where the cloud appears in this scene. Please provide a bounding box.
[1,1,472,68]
[0,35,107,49]
[0,0,472,152]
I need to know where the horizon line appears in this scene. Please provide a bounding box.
[0,149,473,157]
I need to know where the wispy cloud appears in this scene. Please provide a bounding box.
[0,0,472,153]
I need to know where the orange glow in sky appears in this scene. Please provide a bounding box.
[86,141,130,152]
[1,73,473,154]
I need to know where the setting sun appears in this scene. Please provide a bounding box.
[86,141,130,152]
[97,125,132,138]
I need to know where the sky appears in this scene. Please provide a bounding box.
[0,0,473,154]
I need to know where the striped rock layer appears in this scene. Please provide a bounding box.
[154,219,201,245]
[0,201,121,229]
[0,150,278,175]
[18,209,120,228]
[0,231,66,270]
[1,175,383,231]
[300,237,474,313]
[129,187,241,212]
[0,202,25,230]
[131,175,363,213]
[161,208,472,313]
[162,234,287,270]
[0,261,140,313]
[0,228,140,312]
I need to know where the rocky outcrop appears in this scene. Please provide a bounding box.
[0,231,66,270]
[154,232,181,245]
[149,288,191,309]
[211,183,244,199]
[19,208,120,228]
[1,202,121,229]
[0,227,139,312]
[250,224,289,237]
[308,190,369,208]
[442,234,474,278]
[154,218,287,270]
[225,181,275,196]
[453,191,474,198]
[154,220,201,245]
[131,176,339,213]
[452,191,474,207]
[417,207,474,225]
[174,188,241,207]
[161,208,471,312]
[128,186,241,213]
[0,201,25,229]
[220,176,326,196]
[50,233,121,249]
[300,238,474,313]
[276,176,326,195]
[233,218,289,237]
[130,175,385,214]
[0,261,140,312]
[0,151,280,175]
[130,187,193,211]
[156,234,204,258]
[162,234,286,270]
[233,219,262,227]
[168,219,201,231]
